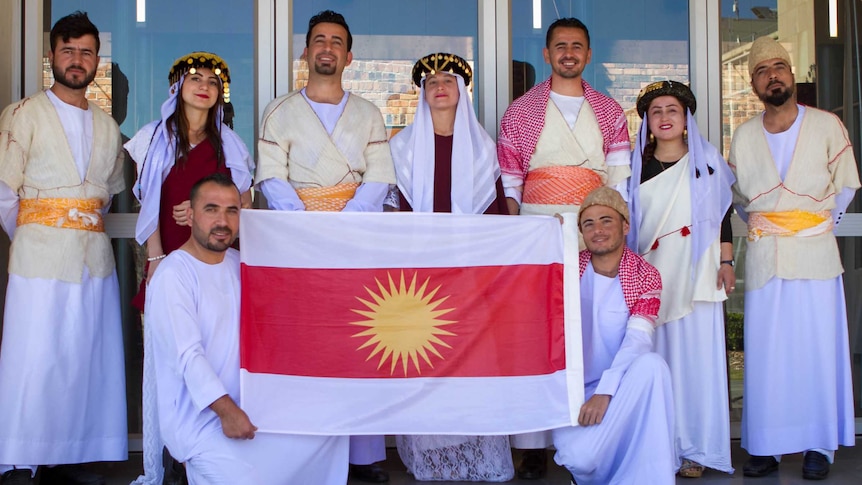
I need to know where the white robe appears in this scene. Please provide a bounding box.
[0,90,127,466]
[146,249,349,484]
[732,106,858,457]
[552,264,676,485]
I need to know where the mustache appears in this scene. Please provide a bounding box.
[210,226,232,235]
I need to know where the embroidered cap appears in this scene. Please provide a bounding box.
[168,52,231,103]
[412,52,472,87]
[579,186,629,223]
[747,36,792,77]
[636,80,696,118]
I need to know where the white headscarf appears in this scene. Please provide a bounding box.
[125,75,253,244]
[390,74,499,214]
[627,108,735,272]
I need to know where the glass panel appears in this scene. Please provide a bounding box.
[511,0,690,140]
[291,1,479,137]
[720,0,862,419]
[44,0,255,434]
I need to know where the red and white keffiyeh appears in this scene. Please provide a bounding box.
[497,78,630,179]
[579,246,662,325]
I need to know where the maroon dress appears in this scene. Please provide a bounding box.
[398,134,509,214]
[132,139,232,310]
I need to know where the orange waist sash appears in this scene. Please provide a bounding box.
[522,166,603,206]
[296,183,360,212]
[17,198,105,232]
[747,210,832,241]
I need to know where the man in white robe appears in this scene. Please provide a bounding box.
[256,10,394,482]
[497,17,632,479]
[257,10,395,215]
[0,12,127,485]
[146,173,349,485]
[553,187,675,485]
[729,36,860,480]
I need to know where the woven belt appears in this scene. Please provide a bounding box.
[523,166,603,205]
[296,183,360,212]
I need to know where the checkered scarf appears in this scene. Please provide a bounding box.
[498,78,630,178]
[579,246,662,326]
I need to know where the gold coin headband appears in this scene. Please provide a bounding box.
[412,52,472,87]
[169,52,232,103]
[635,80,696,118]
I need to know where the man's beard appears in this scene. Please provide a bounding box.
[313,63,337,75]
[759,83,794,107]
[194,226,235,252]
[52,64,96,90]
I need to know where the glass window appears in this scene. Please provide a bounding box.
[291,1,479,137]
[511,0,690,140]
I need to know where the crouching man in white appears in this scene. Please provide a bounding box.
[553,187,677,485]
[146,173,349,484]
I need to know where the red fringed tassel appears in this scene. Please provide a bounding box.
[680,226,691,237]
[651,240,660,250]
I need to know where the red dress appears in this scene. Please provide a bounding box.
[132,139,231,310]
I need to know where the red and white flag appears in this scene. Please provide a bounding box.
[239,210,583,435]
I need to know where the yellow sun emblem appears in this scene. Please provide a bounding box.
[350,271,457,376]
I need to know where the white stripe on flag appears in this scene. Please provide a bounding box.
[240,210,564,269]
[240,370,572,435]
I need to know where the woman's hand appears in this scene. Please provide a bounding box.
[717,263,736,295]
[172,200,191,226]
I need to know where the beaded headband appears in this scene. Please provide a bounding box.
[168,52,231,103]
[412,52,472,87]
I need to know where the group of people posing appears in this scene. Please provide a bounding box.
[0,7,858,485]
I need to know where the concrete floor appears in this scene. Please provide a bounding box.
[66,438,862,484]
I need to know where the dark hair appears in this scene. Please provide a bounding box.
[167,73,225,168]
[50,11,101,53]
[190,172,239,205]
[545,17,590,49]
[306,10,353,51]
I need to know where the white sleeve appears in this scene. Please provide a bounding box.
[502,173,524,203]
[832,186,857,227]
[593,316,654,397]
[0,182,19,238]
[258,178,305,211]
[147,264,229,411]
[343,182,388,212]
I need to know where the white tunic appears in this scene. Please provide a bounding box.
[0,90,127,465]
[146,249,349,484]
[552,264,676,485]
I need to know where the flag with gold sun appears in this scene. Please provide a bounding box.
[239,210,584,435]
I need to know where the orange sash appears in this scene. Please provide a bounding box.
[522,166,603,206]
[296,183,360,212]
[17,198,105,232]
[747,210,831,241]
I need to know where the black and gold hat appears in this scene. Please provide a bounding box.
[636,80,696,118]
[412,53,472,87]
[168,52,231,103]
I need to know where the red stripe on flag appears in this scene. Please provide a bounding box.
[241,264,565,378]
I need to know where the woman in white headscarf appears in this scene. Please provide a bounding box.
[390,53,508,215]
[627,80,735,478]
[390,52,512,482]
[125,51,253,485]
